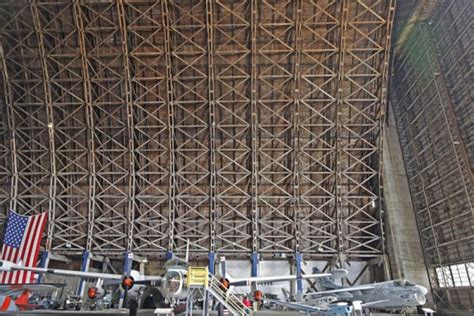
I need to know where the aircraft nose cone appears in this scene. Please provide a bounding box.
[417,285,428,296]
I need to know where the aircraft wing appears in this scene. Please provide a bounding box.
[267,299,321,313]
[305,284,375,297]
[0,283,64,296]
[1,260,163,283]
[10,266,123,280]
[229,272,333,286]
[229,269,347,286]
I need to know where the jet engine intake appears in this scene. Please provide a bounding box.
[87,286,105,300]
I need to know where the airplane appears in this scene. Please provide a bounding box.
[0,260,163,307]
[0,255,346,312]
[268,298,392,315]
[0,283,65,312]
[215,262,347,309]
[216,256,347,295]
[303,270,429,311]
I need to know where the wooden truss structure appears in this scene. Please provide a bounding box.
[391,0,473,309]
[0,0,395,260]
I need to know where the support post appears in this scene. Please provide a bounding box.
[72,0,96,253]
[116,0,136,253]
[251,253,258,277]
[207,252,216,313]
[250,0,259,262]
[123,252,133,275]
[186,289,193,316]
[30,1,57,250]
[220,256,226,277]
[203,289,209,316]
[161,0,177,254]
[208,252,215,275]
[0,41,18,213]
[295,252,303,300]
[76,251,90,297]
[36,251,49,283]
[251,253,258,309]
[335,0,349,266]
[205,0,217,259]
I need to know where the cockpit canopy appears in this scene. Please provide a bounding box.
[162,269,184,297]
[394,279,416,287]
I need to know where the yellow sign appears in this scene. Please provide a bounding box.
[187,266,209,288]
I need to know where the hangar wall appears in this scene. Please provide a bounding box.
[0,0,395,266]
[391,0,473,311]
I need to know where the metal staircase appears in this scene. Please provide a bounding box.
[207,274,252,316]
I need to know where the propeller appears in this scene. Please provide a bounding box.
[121,253,134,308]
[121,274,134,308]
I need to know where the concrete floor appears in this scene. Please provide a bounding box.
[0,310,419,316]
[0,310,310,316]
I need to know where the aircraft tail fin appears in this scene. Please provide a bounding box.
[312,267,342,290]
[0,295,14,312]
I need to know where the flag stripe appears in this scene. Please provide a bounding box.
[0,244,7,283]
[16,220,28,284]
[30,213,47,283]
[5,247,14,283]
[19,215,37,284]
[2,245,9,283]
[25,214,45,283]
[0,211,48,285]
[33,214,47,283]
[8,248,18,283]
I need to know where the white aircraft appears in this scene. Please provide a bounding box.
[0,259,163,309]
[268,298,390,314]
[289,269,429,312]
[0,241,193,306]
[0,256,347,311]
[268,268,429,314]
[304,279,428,310]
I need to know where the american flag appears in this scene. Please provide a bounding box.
[0,211,47,284]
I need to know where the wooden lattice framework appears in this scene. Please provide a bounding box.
[0,0,395,260]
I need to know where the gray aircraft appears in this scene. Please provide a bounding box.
[303,271,429,311]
